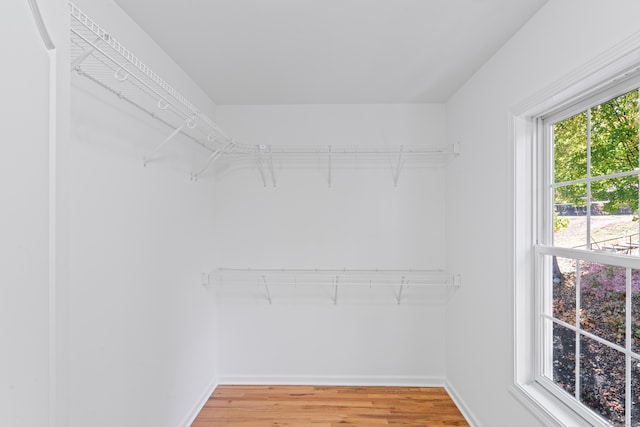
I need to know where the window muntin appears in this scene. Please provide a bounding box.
[538,87,640,426]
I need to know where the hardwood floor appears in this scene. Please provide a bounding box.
[191,385,469,426]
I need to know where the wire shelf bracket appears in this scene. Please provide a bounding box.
[392,145,404,187]
[143,117,193,167]
[191,141,235,181]
[261,275,273,304]
[396,276,406,304]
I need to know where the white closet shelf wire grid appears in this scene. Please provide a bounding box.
[208,268,460,305]
[69,2,239,163]
[69,2,459,177]
[209,268,453,286]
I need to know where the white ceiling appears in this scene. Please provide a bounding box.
[113,0,547,105]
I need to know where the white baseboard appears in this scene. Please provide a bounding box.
[180,377,218,427]
[445,380,481,427]
[217,374,445,387]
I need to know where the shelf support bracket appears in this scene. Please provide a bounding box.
[333,276,339,304]
[191,141,234,181]
[255,146,268,187]
[144,118,189,166]
[192,150,221,181]
[267,146,276,188]
[397,276,406,304]
[328,146,332,188]
[261,275,272,304]
[393,146,404,187]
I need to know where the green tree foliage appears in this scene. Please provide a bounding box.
[554,214,569,232]
[554,90,639,214]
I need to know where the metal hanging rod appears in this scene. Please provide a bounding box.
[209,267,453,286]
[232,144,460,156]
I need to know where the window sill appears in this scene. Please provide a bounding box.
[510,381,611,427]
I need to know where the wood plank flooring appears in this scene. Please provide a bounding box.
[191,385,469,426]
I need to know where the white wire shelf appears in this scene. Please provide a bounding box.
[69,2,459,182]
[69,1,239,170]
[207,268,460,305]
[236,145,458,155]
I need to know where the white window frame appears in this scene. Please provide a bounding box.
[511,34,640,427]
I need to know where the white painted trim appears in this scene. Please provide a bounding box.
[48,50,58,427]
[512,31,640,118]
[27,0,55,50]
[510,29,640,427]
[26,2,58,424]
[509,382,610,427]
[179,378,218,427]
[444,380,481,427]
[509,383,567,427]
[216,374,445,387]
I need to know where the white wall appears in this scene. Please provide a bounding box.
[0,2,52,426]
[68,1,218,426]
[0,1,68,426]
[214,104,448,384]
[445,1,640,426]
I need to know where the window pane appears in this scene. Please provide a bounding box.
[590,89,639,177]
[553,256,576,326]
[632,357,640,426]
[580,261,626,347]
[554,111,587,183]
[580,334,625,425]
[552,321,576,395]
[633,269,640,355]
[554,184,588,249]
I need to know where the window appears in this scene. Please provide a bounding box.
[536,86,640,426]
[510,64,640,424]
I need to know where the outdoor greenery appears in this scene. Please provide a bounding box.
[551,89,640,425]
[554,89,639,214]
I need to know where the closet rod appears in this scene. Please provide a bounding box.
[223,145,459,155]
[215,267,447,274]
[211,268,452,286]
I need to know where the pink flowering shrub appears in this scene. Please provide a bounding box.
[580,263,640,298]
